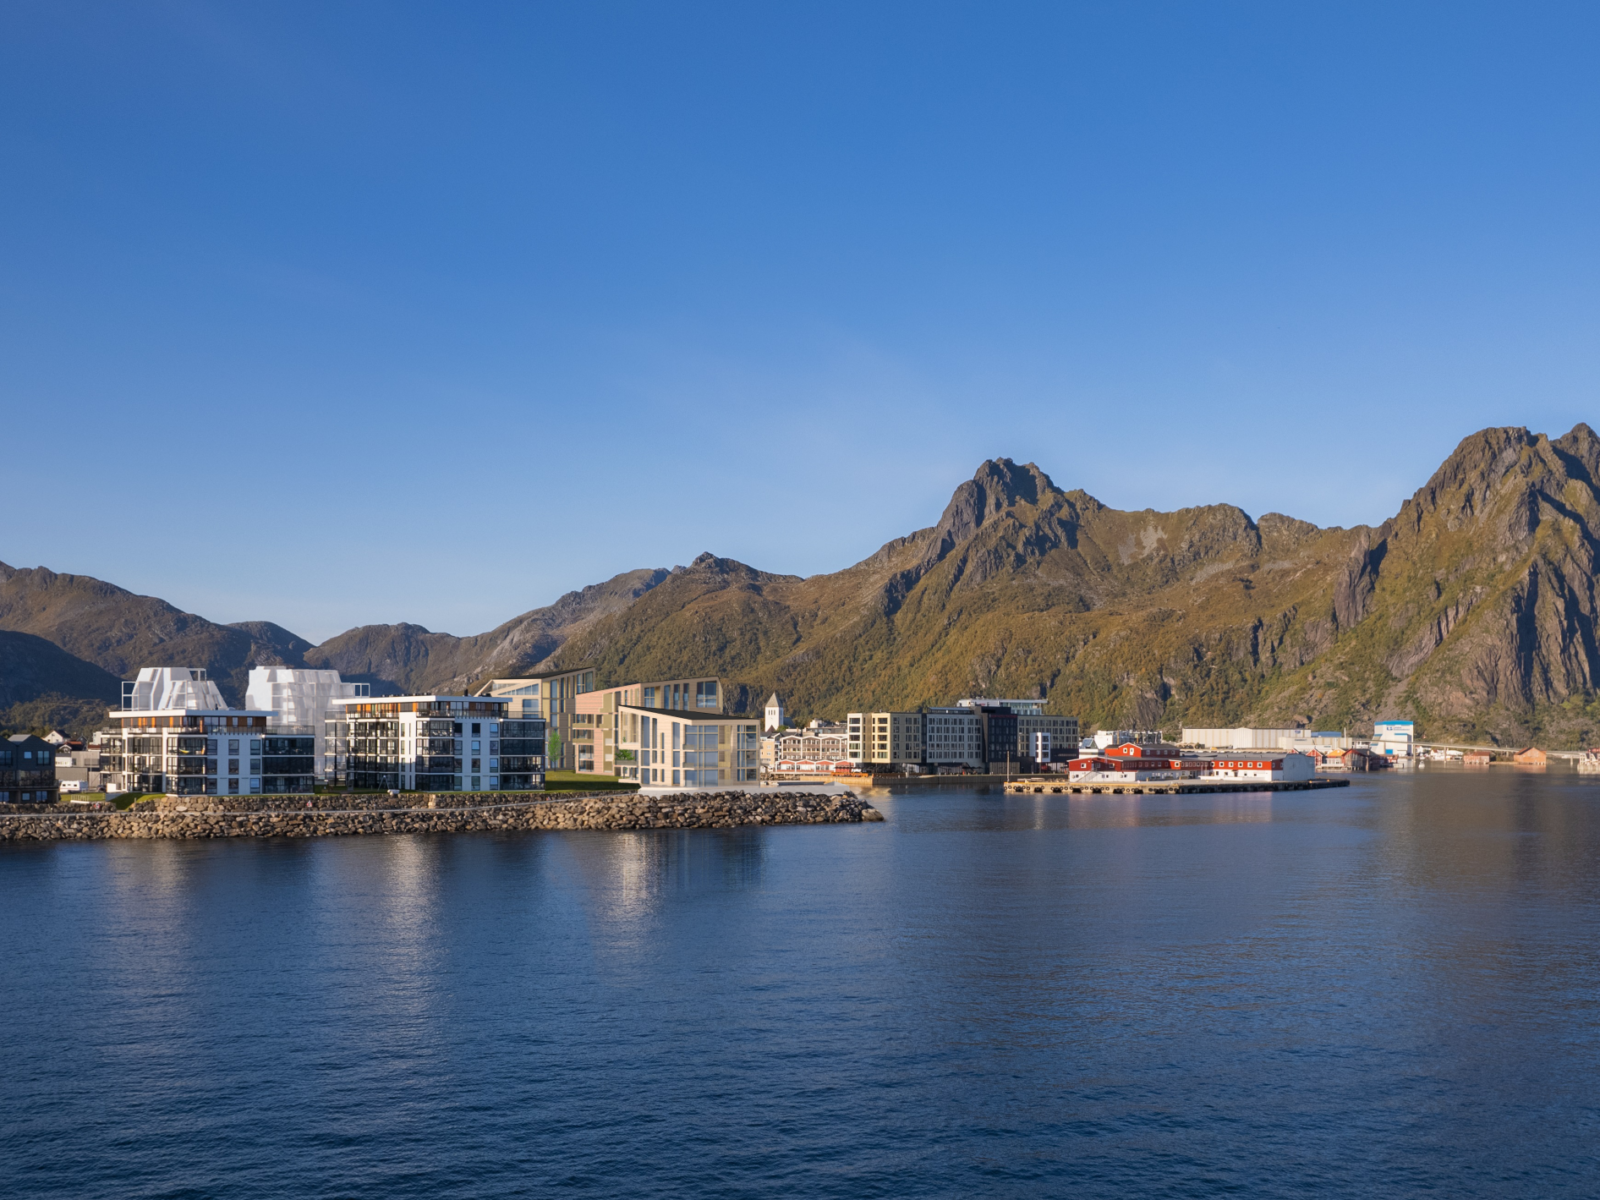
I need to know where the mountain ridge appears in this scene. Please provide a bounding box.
[7,425,1600,746]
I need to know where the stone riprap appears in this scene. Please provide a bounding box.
[0,791,883,841]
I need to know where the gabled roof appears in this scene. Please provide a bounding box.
[766,693,782,706]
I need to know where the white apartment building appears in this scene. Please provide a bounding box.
[245,667,368,780]
[98,668,312,796]
[326,694,543,792]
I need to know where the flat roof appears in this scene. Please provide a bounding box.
[618,704,757,721]
[332,695,509,705]
[111,709,274,718]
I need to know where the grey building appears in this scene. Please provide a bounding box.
[1,734,57,803]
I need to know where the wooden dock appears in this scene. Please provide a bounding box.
[1002,778,1352,796]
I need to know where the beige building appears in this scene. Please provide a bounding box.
[612,704,760,788]
[478,668,596,770]
[569,675,725,775]
[847,711,925,768]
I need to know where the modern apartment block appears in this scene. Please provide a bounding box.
[956,699,1080,764]
[924,706,986,769]
[844,700,1080,772]
[568,675,725,775]
[325,694,543,792]
[245,667,369,780]
[99,703,310,796]
[1,735,57,803]
[477,668,596,771]
[847,711,926,769]
[612,704,760,788]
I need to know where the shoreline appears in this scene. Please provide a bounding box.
[0,790,883,842]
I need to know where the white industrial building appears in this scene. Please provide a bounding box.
[1182,727,1306,750]
[245,668,369,781]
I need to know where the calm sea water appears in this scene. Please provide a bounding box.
[4,771,1600,1198]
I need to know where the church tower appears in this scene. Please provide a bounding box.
[764,692,785,732]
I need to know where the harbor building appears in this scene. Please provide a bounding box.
[924,707,986,770]
[245,667,368,780]
[98,676,308,797]
[326,694,543,792]
[766,720,852,775]
[611,705,761,788]
[1,735,57,804]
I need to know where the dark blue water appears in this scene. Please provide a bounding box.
[5,772,1600,1198]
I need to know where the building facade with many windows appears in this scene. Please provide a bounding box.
[1,735,57,803]
[326,695,543,792]
[611,705,759,788]
[99,709,313,795]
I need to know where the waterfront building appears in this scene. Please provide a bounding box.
[245,667,368,780]
[99,703,306,796]
[924,707,986,770]
[477,669,595,771]
[611,705,760,788]
[1203,753,1315,782]
[1,734,57,803]
[481,670,722,773]
[568,676,726,775]
[1513,746,1547,765]
[326,694,542,792]
[768,720,851,774]
[765,692,785,732]
[847,711,926,770]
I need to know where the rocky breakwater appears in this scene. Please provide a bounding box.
[0,791,884,842]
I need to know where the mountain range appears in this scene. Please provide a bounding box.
[6,423,1600,748]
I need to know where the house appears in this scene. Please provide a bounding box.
[1340,747,1389,772]
[1513,747,1547,765]
[1,734,57,804]
[1464,751,1492,766]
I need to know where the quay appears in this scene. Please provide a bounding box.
[1002,778,1351,796]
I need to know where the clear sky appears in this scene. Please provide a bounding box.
[3,2,1597,643]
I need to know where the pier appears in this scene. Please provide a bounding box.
[1002,778,1351,796]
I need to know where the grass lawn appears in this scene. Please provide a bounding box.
[542,770,639,793]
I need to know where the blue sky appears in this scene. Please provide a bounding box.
[3,2,1597,643]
